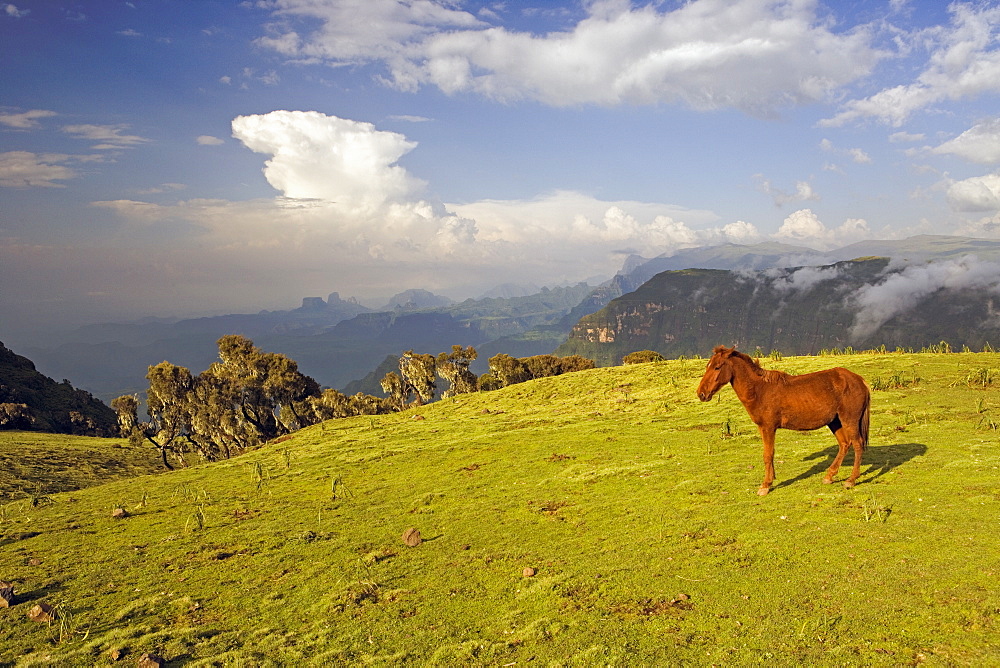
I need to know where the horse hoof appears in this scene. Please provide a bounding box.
[757,487,770,496]
[822,477,833,485]
[843,481,855,489]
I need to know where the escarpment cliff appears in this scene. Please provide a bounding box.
[556,257,1000,364]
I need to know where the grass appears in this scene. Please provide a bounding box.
[0,432,164,503]
[2,352,1000,665]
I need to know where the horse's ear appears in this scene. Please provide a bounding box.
[712,345,735,357]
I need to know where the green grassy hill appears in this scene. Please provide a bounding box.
[0,432,164,503]
[2,351,1000,665]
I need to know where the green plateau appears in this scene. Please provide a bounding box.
[2,350,1000,665]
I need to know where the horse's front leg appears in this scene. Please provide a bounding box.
[757,424,777,496]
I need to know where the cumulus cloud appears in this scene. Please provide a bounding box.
[822,3,1000,126]
[85,110,760,304]
[773,209,872,250]
[232,110,426,210]
[849,256,1000,340]
[258,0,884,114]
[0,151,78,187]
[932,119,1000,164]
[947,172,1000,212]
[0,109,57,129]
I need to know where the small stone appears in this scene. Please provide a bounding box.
[28,602,56,623]
[522,567,536,578]
[111,507,129,519]
[108,647,123,661]
[27,557,42,566]
[0,581,14,607]
[401,527,422,547]
[137,654,166,668]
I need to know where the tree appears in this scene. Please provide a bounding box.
[380,372,408,411]
[110,394,139,437]
[211,335,320,442]
[0,403,34,430]
[522,354,561,379]
[144,361,195,469]
[555,354,596,374]
[399,350,437,405]
[436,345,478,397]
[488,353,532,387]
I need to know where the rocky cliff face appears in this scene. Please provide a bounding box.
[556,257,1000,364]
[0,342,116,435]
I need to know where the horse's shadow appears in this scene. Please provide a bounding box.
[772,442,927,491]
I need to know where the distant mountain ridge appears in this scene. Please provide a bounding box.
[12,234,1000,402]
[556,255,1000,364]
[18,283,595,402]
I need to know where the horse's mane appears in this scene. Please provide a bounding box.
[729,349,788,384]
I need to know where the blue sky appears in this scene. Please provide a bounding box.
[3,0,1000,334]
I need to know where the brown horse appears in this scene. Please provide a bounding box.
[696,345,870,496]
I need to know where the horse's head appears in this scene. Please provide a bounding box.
[697,345,736,401]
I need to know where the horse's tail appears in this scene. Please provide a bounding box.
[859,386,871,452]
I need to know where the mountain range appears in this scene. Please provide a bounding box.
[557,254,1000,363]
[8,234,1000,405]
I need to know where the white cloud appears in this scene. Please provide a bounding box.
[932,118,1000,164]
[0,109,57,129]
[848,148,872,164]
[889,131,925,143]
[820,138,873,164]
[772,265,842,293]
[773,208,872,250]
[87,110,754,302]
[756,176,820,207]
[4,4,28,18]
[388,114,432,123]
[0,151,78,188]
[257,0,483,64]
[231,110,426,209]
[822,3,1000,126]
[61,123,150,149]
[947,172,1000,211]
[259,0,885,113]
[196,135,225,145]
[849,256,1000,340]
[135,183,187,195]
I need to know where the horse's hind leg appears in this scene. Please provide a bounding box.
[823,418,849,485]
[757,424,777,496]
[843,434,864,489]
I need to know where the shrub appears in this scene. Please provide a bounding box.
[622,350,666,365]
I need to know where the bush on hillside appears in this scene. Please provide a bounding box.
[622,350,666,364]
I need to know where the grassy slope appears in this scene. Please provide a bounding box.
[2,352,1000,665]
[0,432,164,502]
